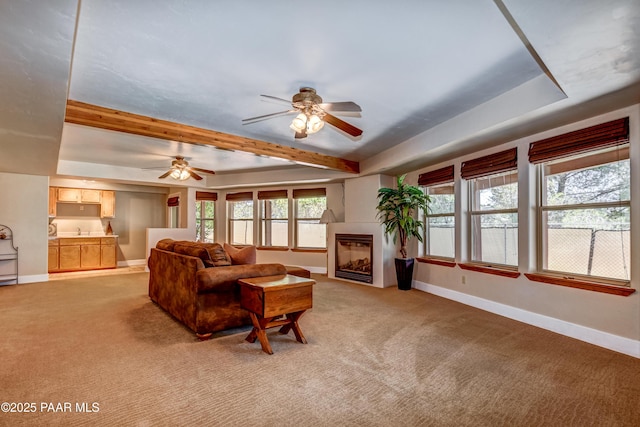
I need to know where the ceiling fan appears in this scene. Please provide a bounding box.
[156,156,215,181]
[242,87,363,139]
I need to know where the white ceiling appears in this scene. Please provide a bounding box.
[1,0,639,189]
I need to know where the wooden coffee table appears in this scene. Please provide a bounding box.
[239,274,315,355]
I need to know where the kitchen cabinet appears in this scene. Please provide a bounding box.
[100,190,116,218]
[48,239,60,272]
[48,187,57,217]
[49,237,117,273]
[81,189,102,203]
[0,225,18,284]
[57,188,81,203]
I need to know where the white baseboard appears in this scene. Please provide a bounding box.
[13,274,49,284]
[413,280,640,359]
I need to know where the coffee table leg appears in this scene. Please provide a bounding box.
[246,312,274,355]
[280,311,307,344]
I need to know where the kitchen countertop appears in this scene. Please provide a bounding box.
[49,234,118,240]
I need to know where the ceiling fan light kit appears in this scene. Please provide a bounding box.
[244,87,362,139]
[156,156,215,181]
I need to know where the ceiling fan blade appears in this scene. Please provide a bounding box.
[294,130,307,139]
[319,101,362,112]
[323,113,363,137]
[158,170,172,179]
[260,94,292,104]
[191,167,215,175]
[188,170,203,180]
[242,110,295,124]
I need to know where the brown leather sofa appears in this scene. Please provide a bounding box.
[148,239,287,339]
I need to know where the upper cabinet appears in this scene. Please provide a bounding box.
[48,187,57,217]
[49,187,116,218]
[100,190,115,218]
[57,187,81,203]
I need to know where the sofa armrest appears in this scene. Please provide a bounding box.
[196,263,287,294]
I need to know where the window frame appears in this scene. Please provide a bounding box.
[293,188,327,250]
[226,192,254,246]
[423,182,456,261]
[258,190,289,249]
[536,146,631,285]
[195,192,216,243]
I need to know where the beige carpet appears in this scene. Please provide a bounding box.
[1,273,639,426]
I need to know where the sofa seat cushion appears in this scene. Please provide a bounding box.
[224,243,257,265]
[285,265,311,279]
[196,263,287,294]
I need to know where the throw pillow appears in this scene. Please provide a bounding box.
[202,243,232,267]
[223,243,256,265]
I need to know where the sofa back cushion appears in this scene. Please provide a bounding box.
[156,238,176,252]
[202,243,232,267]
[173,242,213,265]
[223,243,256,265]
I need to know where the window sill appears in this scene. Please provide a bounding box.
[256,247,289,251]
[524,273,636,296]
[458,263,521,278]
[416,257,456,268]
[291,248,327,253]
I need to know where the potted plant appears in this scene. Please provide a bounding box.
[376,174,430,290]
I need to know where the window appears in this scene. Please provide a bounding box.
[195,191,216,243]
[293,188,327,249]
[258,190,288,247]
[419,165,455,259]
[227,192,253,245]
[167,195,180,228]
[530,117,630,283]
[462,148,518,267]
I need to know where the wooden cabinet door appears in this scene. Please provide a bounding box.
[59,245,81,270]
[48,246,59,272]
[49,187,57,217]
[81,189,101,203]
[57,188,81,203]
[101,191,116,218]
[81,244,101,269]
[100,244,117,268]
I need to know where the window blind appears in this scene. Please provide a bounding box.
[418,165,454,186]
[292,188,326,198]
[195,191,217,201]
[167,196,179,207]
[461,148,517,180]
[225,192,253,201]
[528,117,629,164]
[257,190,288,200]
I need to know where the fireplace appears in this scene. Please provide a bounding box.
[335,234,373,284]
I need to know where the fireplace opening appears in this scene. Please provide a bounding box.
[335,234,373,284]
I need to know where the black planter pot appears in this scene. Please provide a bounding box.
[395,258,415,290]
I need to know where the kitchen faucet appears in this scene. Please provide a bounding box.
[77,227,81,235]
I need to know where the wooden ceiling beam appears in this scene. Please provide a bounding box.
[64,100,360,174]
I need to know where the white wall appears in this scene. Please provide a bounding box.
[406,105,640,357]
[0,173,49,284]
